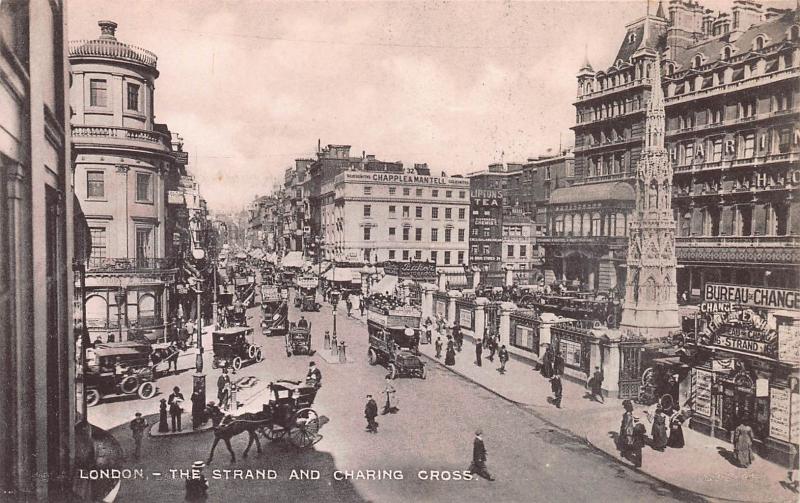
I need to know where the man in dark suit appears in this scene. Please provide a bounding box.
[168,386,185,432]
[364,395,378,433]
[475,338,483,367]
[551,375,563,409]
[306,361,322,388]
[469,429,494,480]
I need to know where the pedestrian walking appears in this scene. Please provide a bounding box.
[475,338,483,367]
[434,336,443,359]
[733,419,755,467]
[550,375,563,409]
[618,400,635,456]
[168,342,179,373]
[667,405,686,449]
[453,325,463,352]
[360,298,366,317]
[498,345,509,374]
[307,361,322,388]
[185,460,209,501]
[650,405,668,451]
[630,421,647,468]
[364,395,378,433]
[217,368,231,410]
[487,335,497,362]
[168,386,184,432]
[382,378,397,414]
[540,346,554,378]
[346,298,353,317]
[129,412,148,460]
[445,336,456,366]
[468,429,495,481]
[590,366,604,403]
[554,350,565,376]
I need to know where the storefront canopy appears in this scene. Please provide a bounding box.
[549,181,634,205]
[325,268,360,283]
[372,275,399,295]
[281,251,304,268]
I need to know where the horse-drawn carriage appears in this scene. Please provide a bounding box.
[211,327,264,371]
[285,322,313,357]
[205,379,321,463]
[85,344,158,406]
[366,305,426,379]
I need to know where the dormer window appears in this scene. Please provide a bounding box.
[753,35,766,51]
[722,46,732,61]
[693,55,703,69]
[628,32,636,44]
[790,25,799,41]
[665,62,675,76]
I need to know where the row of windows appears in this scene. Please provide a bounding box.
[673,127,798,165]
[675,202,792,237]
[364,186,467,199]
[671,93,793,131]
[89,225,155,260]
[470,244,530,258]
[386,249,464,265]
[87,170,153,203]
[366,205,467,220]
[89,79,142,112]
[552,212,628,238]
[365,226,466,242]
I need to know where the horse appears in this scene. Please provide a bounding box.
[205,405,272,464]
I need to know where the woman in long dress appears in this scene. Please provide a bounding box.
[650,406,668,451]
[444,336,456,366]
[733,420,755,467]
[666,406,686,449]
[619,400,635,455]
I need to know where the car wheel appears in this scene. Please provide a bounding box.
[232,357,243,371]
[86,388,100,407]
[120,375,139,394]
[368,349,377,365]
[248,345,257,359]
[420,366,427,380]
[388,363,397,379]
[256,349,264,362]
[137,381,156,399]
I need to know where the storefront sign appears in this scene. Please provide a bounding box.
[344,171,469,187]
[704,283,800,311]
[459,309,473,329]
[792,392,800,442]
[383,261,437,282]
[778,324,800,365]
[473,218,498,226]
[471,197,502,207]
[769,387,791,442]
[174,151,189,165]
[168,191,185,205]
[559,339,582,368]
[714,335,768,354]
[693,368,713,417]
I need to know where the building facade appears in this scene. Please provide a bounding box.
[334,168,471,266]
[1,0,79,498]
[70,21,178,342]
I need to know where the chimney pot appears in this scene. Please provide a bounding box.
[98,20,118,40]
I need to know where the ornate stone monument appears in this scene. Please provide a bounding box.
[620,53,680,339]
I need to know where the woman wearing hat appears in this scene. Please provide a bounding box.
[185,461,209,501]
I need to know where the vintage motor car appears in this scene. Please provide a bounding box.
[85,344,158,406]
[294,275,320,312]
[212,327,264,371]
[366,304,426,379]
[261,284,289,337]
[285,322,313,357]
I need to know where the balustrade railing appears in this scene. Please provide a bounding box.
[86,257,177,272]
[72,126,170,147]
[68,39,158,68]
[676,235,800,247]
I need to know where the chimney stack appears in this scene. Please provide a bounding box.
[98,20,118,40]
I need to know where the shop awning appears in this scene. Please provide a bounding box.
[373,275,399,295]
[318,261,333,274]
[326,268,359,282]
[438,266,468,288]
[281,251,304,268]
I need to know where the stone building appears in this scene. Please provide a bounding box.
[0,0,81,498]
[70,21,179,342]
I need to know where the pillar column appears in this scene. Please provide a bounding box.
[421,284,436,320]
[437,271,447,292]
[588,269,596,291]
[561,256,567,281]
[473,297,488,341]
[447,290,462,328]
[403,282,411,305]
[472,267,481,289]
[505,266,514,287]
[603,342,621,396]
[499,301,517,347]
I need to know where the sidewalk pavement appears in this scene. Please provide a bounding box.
[418,332,796,503]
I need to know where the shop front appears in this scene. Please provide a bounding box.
[685,292,800,467]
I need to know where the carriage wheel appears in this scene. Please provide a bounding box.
[420,366,427,380]
[232,357,243,371]
[120,375,139,394]
[137,381,156,400]
[255,348,264,362]
[262,426,284,442]
[248,345,257,359]
[288,409,319,448]
[86,388,101,407]
[368,349,377,365]
[388,363,398,380]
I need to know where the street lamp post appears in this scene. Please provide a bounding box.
[195,281,204,373]
[114,287,126,342]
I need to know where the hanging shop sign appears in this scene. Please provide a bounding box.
[382,260,437,282]
[692,368,713,417]
[697,307,779,358]
[704,283,800,311]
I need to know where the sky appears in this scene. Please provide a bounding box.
[67,0,794,211]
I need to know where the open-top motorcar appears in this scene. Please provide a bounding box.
[212,326,263,371]
[366,304,426,379]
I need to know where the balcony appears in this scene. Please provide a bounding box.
[574,135,641,153]
[574,106,645,128]
[677,235,800,247]
[664,67,799,106]
[574,78,652,103]
[572,172,631,185]
[86,257,177,273]
[72,125,171,152]
[676,235,800,265]
[538,234,627,247]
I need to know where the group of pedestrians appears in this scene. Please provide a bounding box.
[618,399,687,468]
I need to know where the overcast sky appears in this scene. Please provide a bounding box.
[67,0,793,211]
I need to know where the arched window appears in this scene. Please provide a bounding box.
[693,55,703,68]
[722,46,732,60]
[86,295,108,328]
[665,63,674,76]
[754,36,765,51]
[138,294,156,326]
[790,25,800,41]
[628,32,636,44]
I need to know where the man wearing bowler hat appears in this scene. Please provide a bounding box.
[185,460,209,501]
